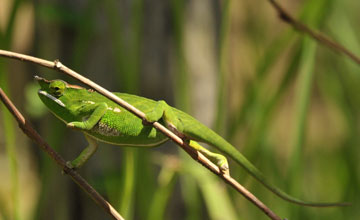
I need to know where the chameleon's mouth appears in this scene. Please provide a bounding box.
[38,90,66,107]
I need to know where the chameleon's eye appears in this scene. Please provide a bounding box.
[49,80,66,97]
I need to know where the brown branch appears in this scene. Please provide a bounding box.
[268,0,360,65]
[0,49,282,220]
[0,88,124,220]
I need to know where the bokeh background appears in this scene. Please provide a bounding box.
[0,0,360,219]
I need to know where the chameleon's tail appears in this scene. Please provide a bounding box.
[207,136,350,207]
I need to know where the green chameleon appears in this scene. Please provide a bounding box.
[35,76,346,207]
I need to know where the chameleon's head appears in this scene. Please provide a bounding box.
[35,75,68,108]
[35,76,89,123]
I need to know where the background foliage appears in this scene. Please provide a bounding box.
[0,0,359,219]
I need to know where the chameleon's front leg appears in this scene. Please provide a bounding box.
[68,134,98,169]
[146,100,229,173]
[189,140,229,174]
[66,103,107,168]
[67,102,108,130]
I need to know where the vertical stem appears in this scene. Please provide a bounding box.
[0,71,19,220]
[171,0,190,110]
[0,1,23,219]
[289,36,317,196]
[214,0,230,132]
[119,150,135,218]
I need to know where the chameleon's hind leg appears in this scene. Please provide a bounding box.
[189,140,229,173]
[67,134,98,169]
[146,101,228,173]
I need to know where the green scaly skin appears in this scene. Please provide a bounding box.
[35,76,348,207]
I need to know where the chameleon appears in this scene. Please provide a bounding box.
[35,75,347,207]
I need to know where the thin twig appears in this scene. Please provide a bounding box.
[0,88,124,220]
[268,0,360,65]
[0,49,282,220]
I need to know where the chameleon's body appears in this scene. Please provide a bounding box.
[36,76,346,207]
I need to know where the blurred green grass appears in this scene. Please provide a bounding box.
[0,0,359,219]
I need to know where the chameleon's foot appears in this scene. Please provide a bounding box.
[62,161,77,175]
[63,134,99,173]
[66,122,75,128]
[213,154,230,175]
[66,122,85,130]
[66,161,76,169]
